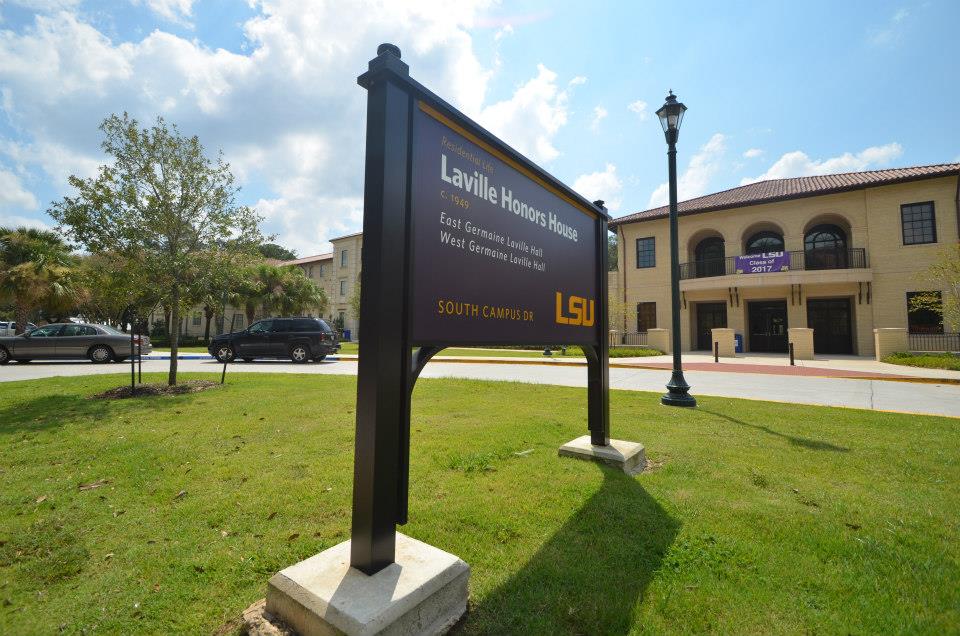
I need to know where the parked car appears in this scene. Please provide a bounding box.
[0,323,152,364]
[0,321,37,336]
[208,317,339,363]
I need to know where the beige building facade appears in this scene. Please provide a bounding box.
[610,164,960,356]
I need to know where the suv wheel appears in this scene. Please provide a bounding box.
[214,345,235,363]
[0,347,9,365]
[89,345,113,364]
[290,344,310,363]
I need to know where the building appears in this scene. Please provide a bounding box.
[279,230,363,338]
[153,231,364,340]
[610,163,960,356]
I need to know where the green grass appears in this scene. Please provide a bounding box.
[883,351,960,371]
[1,374,957,634]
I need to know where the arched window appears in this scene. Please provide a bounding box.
[804,224,848,270]
[745,231,785,255]
[694,236,725,277]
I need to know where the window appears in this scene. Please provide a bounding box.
[695,236,725,277]
[907,291,943,334]
[308,265,314,278]
[804,224,847,270]
[340,279,347,296]
[637,302,656,332]
[901,202,936,245]
[341,249,348,267]
[635,237,655,268]
[319,264,325,277]
[248,320,272,334]
[61,324,96,337]
[192,313,201,326]
[29,325,62,337]
[270,320,290,332]
[234,315,244,328]
[745,231,784,255]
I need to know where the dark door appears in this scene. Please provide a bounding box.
[235,319,273,356]
[748,301,788,352]
[268,319,292,356]
[696,303,728,350]
[807,298,853,354]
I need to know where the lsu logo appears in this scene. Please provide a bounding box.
[555,291,595,327]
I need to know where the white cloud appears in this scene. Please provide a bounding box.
[0,213,53,231]
[589,105,607,132]
[478,64,579,164]
[573,163,622,211]
[134,0,196,26]
[0,1,589,253]
[868,8,911,46]
[627,99,648,121]
[0,168,38,210]
[740,143,903,184]
[743,148,763,159]
[647,133,727,207]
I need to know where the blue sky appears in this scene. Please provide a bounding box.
[1,1,957,256]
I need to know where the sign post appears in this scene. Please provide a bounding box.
[260,44,643,636]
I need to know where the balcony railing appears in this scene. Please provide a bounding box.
[679,248,867,280]
[908,332,960,352]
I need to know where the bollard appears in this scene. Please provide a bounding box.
[714,341,719,363]
[789,341,795,366]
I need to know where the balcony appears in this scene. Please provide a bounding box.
[680,248,868,280]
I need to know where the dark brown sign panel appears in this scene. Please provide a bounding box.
[411,102,598,346]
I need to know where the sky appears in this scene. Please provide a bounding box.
[0,0,958,257]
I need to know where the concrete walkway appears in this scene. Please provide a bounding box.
[2,357,958,418]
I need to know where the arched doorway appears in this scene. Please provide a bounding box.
[694,236,726,277]
[804,224,848,270]
[744,230,785,255]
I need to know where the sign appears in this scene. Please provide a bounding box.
[735,251,790,274]
[349,44,611,575]
[410,103,598,345]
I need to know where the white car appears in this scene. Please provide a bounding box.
[0,321,37,337]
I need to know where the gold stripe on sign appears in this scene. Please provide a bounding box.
[417,100,599,219]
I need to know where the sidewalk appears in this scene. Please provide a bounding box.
[145,350,959,382]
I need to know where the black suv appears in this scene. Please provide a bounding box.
[208,317,340,363]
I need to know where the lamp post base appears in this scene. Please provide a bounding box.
[661,371,697,407]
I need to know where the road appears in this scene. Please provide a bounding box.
[1,357,958,418]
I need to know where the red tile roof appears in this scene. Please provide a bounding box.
[280,252,333,266]
[609,163,960,228]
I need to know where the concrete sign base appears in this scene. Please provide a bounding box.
[266,533,469,635]
[559,435,647,475]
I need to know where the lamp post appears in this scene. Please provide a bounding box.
[657,90,696,407]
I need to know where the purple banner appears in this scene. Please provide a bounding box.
[735,251,790,274]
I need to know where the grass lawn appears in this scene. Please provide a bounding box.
[1,374,957,634]
[883,351,960,371]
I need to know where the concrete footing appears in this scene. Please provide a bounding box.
[265,533,469,635]
[558,435,647,475]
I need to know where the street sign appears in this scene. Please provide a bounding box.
[350,43,610,575]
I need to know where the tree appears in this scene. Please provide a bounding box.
[257,243,298,261]
[909,243,960,331]
[73,252,161,329]
[608,232,618,271]
[349,274,361,320]
[50,113,264,385]
[231,262,328,325]
[0,227,78,333]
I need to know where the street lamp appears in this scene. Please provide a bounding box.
[656,91,696,407]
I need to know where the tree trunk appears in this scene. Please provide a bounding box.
[168,289,180,386]
[14,301,29,335]
[203,305,214,341]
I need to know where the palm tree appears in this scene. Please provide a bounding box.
[0,227,77,333]
[230,262,327,324]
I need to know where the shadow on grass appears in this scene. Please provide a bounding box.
[0,394,113,435]
[701,409,851,453]
[460,468,679,635]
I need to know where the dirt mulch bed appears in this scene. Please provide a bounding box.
[91,380,220,400]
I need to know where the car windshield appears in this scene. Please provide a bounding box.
[98,324,124,335]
